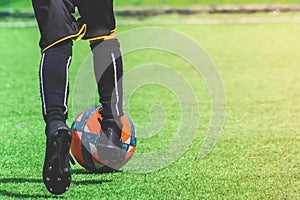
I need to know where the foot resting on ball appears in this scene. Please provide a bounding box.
[96,118,125,165]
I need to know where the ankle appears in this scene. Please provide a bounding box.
[45,114,66,124]
[100,118,122,132]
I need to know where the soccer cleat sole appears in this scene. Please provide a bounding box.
[43,128,72,195]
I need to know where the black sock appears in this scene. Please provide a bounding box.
[39,40,73,124]
[91,39,124,121]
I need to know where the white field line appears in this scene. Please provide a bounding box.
[117,17,300,25]
[0,21,36,27]
[0,17,300,27]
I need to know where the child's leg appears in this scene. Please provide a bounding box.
[32,0,82,194]
[90,38,124,120]
[76,0,125,167]
[90,38,125,162]
[40,40,73,123]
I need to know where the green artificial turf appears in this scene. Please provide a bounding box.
[0,13,299,199]
[116,0,300,6]
[0,0,300,9]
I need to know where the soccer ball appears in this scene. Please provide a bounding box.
[70,106,136,173]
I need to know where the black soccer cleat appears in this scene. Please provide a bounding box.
[43,120,72,195]
[96,119,125,165]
